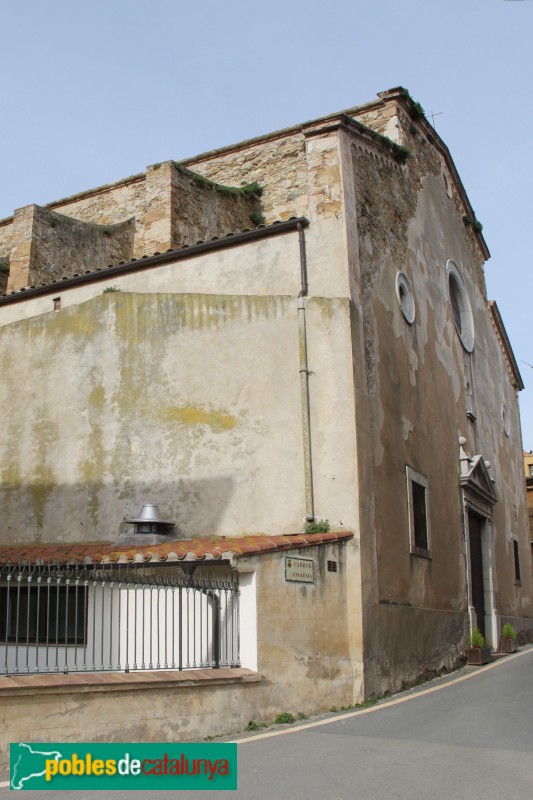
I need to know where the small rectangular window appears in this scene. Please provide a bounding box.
[406,466,431,558]
[513,539,521,583]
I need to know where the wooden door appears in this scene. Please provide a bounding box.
[468,512,485,637]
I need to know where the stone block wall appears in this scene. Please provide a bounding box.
[0,175,147,263]
[6,206,135,292]
[170,164,262,247]
[0,92,408,294]
[4,205,36,294]
[0,219,12,264]
[353,98,400,141]
[186,132,309,223]
[305,132,343,220]
[1,164,263,292]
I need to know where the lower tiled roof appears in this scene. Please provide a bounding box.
[0,531,353,565]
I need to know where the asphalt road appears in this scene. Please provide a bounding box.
[3,647,532,799]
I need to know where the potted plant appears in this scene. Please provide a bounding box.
[500,623,518,653]
[466,627,492,665]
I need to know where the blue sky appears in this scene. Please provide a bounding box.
[2,0,532,449]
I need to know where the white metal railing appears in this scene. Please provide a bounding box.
[0,561,239,675]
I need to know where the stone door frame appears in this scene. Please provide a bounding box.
[459,441,499,649]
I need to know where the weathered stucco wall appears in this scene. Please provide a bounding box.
[367,606,467,696]
[0,540,356,769]
[250,539,358,710]
[0,292,303,541]
[0,231,304,326]
[0,91,530,704]
[0,266,358,543]
[347,114,532,693]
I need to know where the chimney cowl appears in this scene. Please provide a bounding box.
[124,503,174,527]
[123,504,176,538]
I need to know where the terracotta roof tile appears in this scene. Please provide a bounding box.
[0,531,353,566]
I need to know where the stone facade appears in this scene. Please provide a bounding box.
[7,205,135,292]
[1,163,261,293]
[0,87,532,718]
[525,452,533,549]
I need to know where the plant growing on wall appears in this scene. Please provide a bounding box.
[173,163,263,199]
[397,87,425,122]
[304,519,330,534]
[103,286,120,293]
[274,712,295,725]
[249,211,266,226]
[462,215,483,234]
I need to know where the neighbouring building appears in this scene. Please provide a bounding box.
[524,451,533,482]
[525,451,533,551]
[0,87,532,760]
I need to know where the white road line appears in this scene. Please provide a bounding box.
[233,647,533,744]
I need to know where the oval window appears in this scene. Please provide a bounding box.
[446,260,474,352]
[395,271,415,324]
[501,403,510,438]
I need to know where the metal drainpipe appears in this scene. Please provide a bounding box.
[297,222,315,521]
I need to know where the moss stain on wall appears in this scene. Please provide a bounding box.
[78,380,106,528]
[158,404,236,432]
[28,409,59,531]
[0,454,23,531]
[310,296,344,321]
[0,290,292,534]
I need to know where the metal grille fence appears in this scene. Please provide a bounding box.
[0,561,239,676]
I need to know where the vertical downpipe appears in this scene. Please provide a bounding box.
[297,222,315,521]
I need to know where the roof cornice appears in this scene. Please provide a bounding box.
[488,300,524,391]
